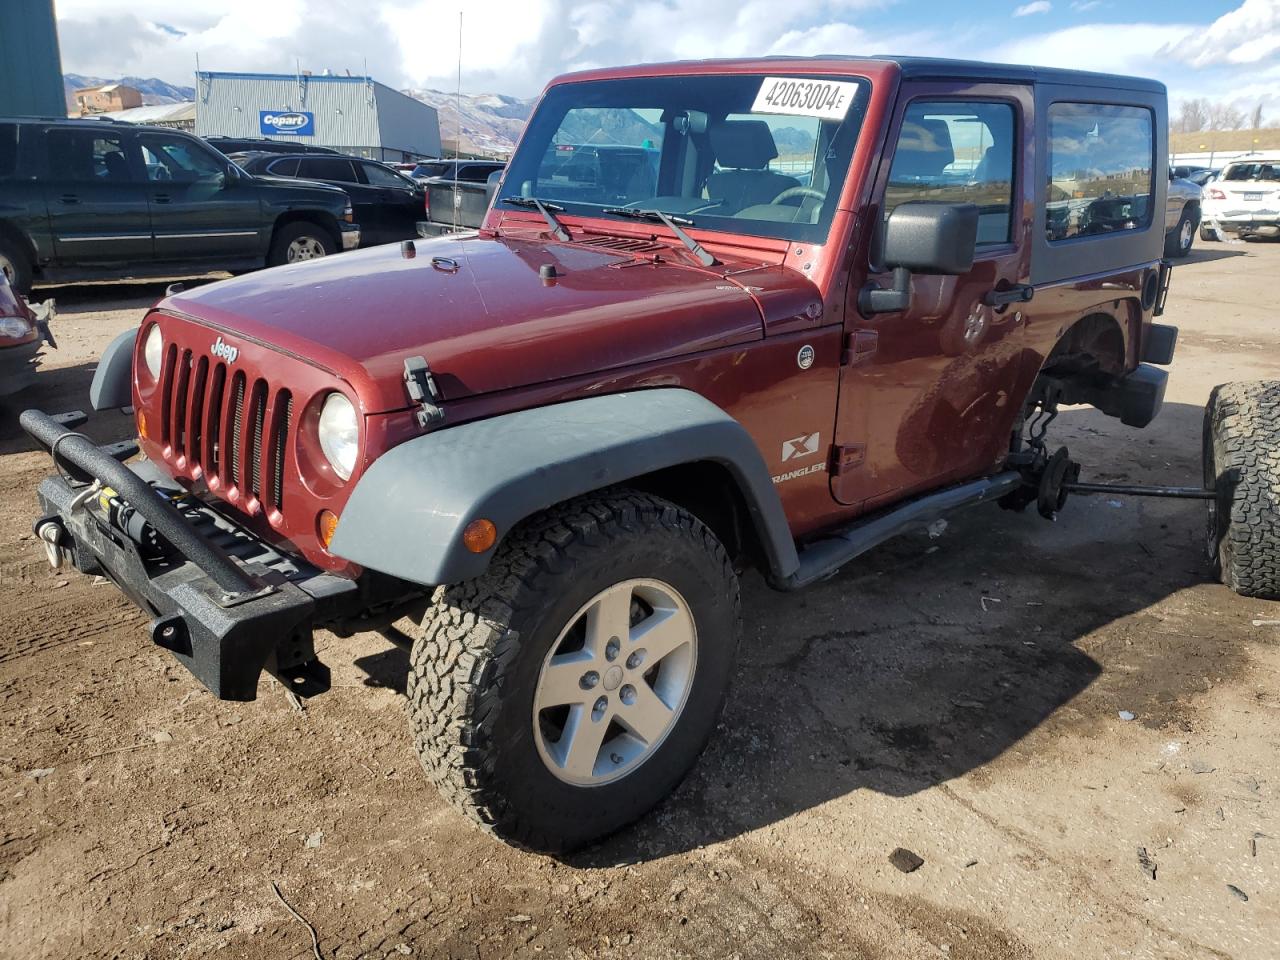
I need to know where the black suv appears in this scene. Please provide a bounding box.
[237,153,423,246]
[0,118,360,294]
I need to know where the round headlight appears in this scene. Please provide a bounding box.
[143,324,163,379]
[317,392,358,480]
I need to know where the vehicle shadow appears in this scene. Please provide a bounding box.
[0,360,135,455]
[559,399,1225,864]
[33,276,225,313]
[1179,247,1251,265]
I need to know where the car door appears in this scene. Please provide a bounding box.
[40,126,152,263]
[138,132,262,262]
[356,160,422,242]
[833,84,1033,511]
[296,157,372,242]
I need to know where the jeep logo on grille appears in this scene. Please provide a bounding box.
[211,336,239,364]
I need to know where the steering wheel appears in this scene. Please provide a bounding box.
[771,186,826,206]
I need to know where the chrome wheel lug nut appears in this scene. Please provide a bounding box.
[626,649,646,670]
[580,671,599,690]
[619,684,636,706]
[591,696,608,721]
[605,637,621,662]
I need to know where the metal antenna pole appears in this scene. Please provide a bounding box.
[453,10,462,233]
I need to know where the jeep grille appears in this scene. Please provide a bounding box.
[159,344,292,514]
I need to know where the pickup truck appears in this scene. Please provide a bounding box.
[0,117,360,294]
[415,160,505,236]
[23,56,1280,854]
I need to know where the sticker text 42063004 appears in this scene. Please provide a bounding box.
[751,78,859,120]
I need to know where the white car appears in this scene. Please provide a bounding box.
[1201,152,1280,240]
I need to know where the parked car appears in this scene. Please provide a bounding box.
[1200,152,1280,241]
[237,153,423,246]
[1170,163,1209,181]
[1187,168,1219,187]
[0,273,53,396]
[23,56,1280,854]
[204,137,338,157]
[1165,174,1202,257]
[0,117,359,295]
[406,159,505,184]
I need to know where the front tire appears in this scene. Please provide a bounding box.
[1165,208,1197,257]
[406,491,741,852]
[267,221,336,266]
[1204,382,1280,599]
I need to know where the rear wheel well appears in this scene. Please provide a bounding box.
[0,220,37,272]
[624,461,760,571]
[1040,312,1127,381]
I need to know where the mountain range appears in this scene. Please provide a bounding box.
[63,73,195,108]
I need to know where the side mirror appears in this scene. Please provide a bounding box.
[860,201,979,315]
[484,168,504,205]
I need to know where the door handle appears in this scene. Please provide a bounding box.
[152,193,171,204]
[982,283,1034,307]
[59,194,79,205]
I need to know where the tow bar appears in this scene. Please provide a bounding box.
[1062,481,1215,500]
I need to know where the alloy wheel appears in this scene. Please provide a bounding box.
[532,578,697,786]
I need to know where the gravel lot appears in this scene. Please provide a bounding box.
[2,245,1278,960]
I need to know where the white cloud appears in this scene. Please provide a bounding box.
[1071,1,1102,10]
[1159,0,1280,67]
[55,0,898,97]
[1013,1,1052,17]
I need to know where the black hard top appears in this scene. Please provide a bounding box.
[871,55,1165,93]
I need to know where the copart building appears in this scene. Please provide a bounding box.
[194,71,441,162]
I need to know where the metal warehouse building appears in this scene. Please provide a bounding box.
[194,71,441,162]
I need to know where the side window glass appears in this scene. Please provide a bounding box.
[47,130,136,183]
[267,157,300,177]
[140,136,224,183]
[1046,102,1153,242]
[361,161,407,187]
[300,158,357,183]
[885,101,1015,246]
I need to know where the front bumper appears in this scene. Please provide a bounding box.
[0,338,43,396]
[339,223,362,250]
[22,409,363,700]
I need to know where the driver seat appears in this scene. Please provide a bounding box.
[705,120,799,213]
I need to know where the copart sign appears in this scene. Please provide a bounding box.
[259,111,315,136]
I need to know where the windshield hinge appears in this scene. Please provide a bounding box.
[403,356,445,429]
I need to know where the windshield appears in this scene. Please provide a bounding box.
[499,73,870,244]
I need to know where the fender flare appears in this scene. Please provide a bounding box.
[89,327,136,410]
[329,389,800,586]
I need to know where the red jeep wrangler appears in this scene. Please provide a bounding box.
[23,56,1280,852]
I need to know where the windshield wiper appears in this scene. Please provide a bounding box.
[501,196,570,242]
[601,208,719,267]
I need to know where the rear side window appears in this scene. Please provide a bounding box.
[298,157,358,182]
[361,161,408,187]
[459,164,499,182]
[884,101,1016,246]
[0,124,17,179]
[45,129,136,183]
[1046,102,1153,242]
[266,157,300,177]
[414,162,451,178]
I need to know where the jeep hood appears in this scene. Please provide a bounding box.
[161,233,790,412]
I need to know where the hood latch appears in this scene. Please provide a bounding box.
[404,356,445,429]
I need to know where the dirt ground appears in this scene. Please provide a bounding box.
[1,242,1277,960]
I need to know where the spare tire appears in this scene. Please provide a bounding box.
[1204,381,1280,599]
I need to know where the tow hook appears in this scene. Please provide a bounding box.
[35,518,70,570]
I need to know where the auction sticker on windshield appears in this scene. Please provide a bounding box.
[751,78,859,120]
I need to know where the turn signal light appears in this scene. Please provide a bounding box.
[462,518,497,554]
[137,409,149,440]
[317,509,339,549]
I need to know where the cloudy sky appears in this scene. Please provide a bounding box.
[54,0,1280,115]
